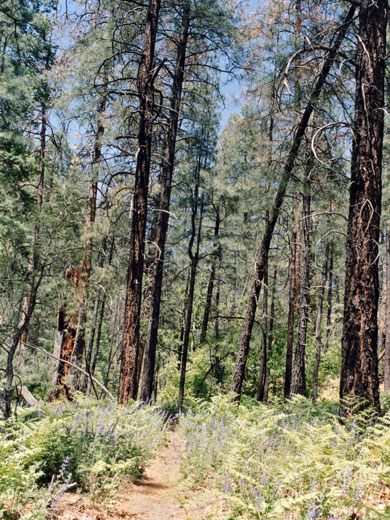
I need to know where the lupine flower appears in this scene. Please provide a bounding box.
[307,503,321,520]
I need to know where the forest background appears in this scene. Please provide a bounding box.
[1,0,390,518]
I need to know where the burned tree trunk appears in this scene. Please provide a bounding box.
[256,260,268,402]
[385,230,390,392]
[326,246,334,344]
[230,5,355,399]
[284,216,300,398]
[312,245,329,402]
[200,206,220,345]
[140,6,190,402]
[291,171,312,395]
[70,87,107,389]
[118,0,161,404]
[340,0,387,414]
[178,165,203,411]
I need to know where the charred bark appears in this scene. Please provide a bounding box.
[256,259,268,402]
[385,231,390,392]
[140,7,190,402]
[291,172,312,395]
[312,245,329,402]
[200,206,220,344]
[340,0,387,414]
[284,218,300,398]
[118,0,161,404]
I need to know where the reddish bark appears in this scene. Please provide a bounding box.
[340,0,387,414]
[119,0,161,403]
[140,6,190,402]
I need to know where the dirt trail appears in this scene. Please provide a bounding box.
[56,433,226,520]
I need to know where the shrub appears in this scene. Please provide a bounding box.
[178,394,390,519]
[0,396,167,518]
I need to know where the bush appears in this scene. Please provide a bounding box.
[178,394,390,519]
[0,396,167,518]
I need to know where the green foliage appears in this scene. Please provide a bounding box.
[178,394,390,519]
[0,397,167,518]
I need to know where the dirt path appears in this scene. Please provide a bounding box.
[56,433,227,520]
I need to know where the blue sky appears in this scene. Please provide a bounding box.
[56,0,255,133]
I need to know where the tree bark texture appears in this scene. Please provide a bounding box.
[340,0,387,414]
[178,172,203,411]
[256,260,268,402]
[312,245,329,402]
[291,173,311,395]
[385,231,390,392]
[71,87,107,389]
[140,7,190,402]
[118,0,161,404]
[326,246,334,344]
[284,219,300,398]
[230,5,355,399]
[200,206,220,344]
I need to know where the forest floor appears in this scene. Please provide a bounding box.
[54,432,230,520]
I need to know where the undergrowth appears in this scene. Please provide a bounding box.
[0,395,167,519]
[178,394,390,519]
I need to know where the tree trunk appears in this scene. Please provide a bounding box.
[291,172,311,395]
[340,0,386,414]
[264,267,277,402]
[177,272,190,370]
[326,246,334,344]
[200,206,220,344]
[256,259,268,401]
[140,7,190,402]
[2,269,44,418]
[312,244,329,402]
[84,237,114,393]
[70,87,107,389]
[20,102,46,349]
[118,0,162,404]
[104,296,121,390]
[383,230,390,392]
[230,4,355,400]
[284,218,300,398]
[178,171,204,411]
[53,86,107,394]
